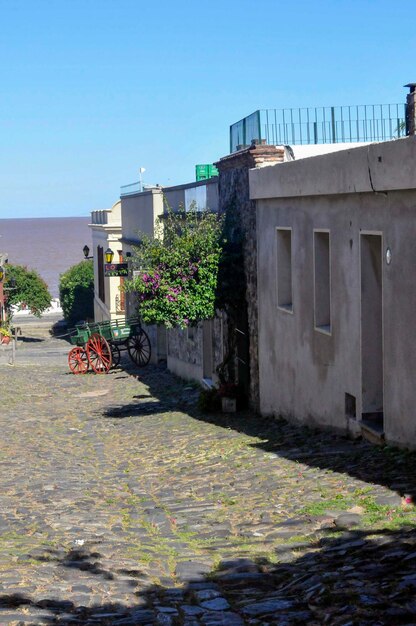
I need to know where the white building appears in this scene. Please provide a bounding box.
[89,200,124,322]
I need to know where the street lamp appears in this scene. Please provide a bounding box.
[105,248,114,264]
[83,245,94,260]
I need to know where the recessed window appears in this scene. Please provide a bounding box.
[314,231,331,332]
[345,393,357,419]
[276,228,293,312]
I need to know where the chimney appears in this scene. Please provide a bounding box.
[404,83,416,135]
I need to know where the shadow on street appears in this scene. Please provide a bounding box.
[0,528,415,624]
[101,361,416,503]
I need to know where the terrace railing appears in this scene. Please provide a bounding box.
[230,104,406,153]
[120,181,141,196]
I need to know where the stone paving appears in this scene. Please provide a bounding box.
[0,319,416,624]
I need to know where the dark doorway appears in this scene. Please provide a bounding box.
[360,233,384,433]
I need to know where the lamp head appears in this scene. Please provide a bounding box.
[105,248,114,264]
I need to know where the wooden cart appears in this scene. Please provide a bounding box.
[68,317,151,374]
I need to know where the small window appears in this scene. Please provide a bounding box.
[314,231,331,332]
[345,393,357,419]
[276,228,293,311]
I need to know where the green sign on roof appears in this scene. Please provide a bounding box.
[195,164,219,181]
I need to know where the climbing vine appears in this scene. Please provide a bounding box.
[124,208,223,329]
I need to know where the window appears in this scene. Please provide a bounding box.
[345,393,357,419]
[314,230,331,332]
[276,228,293,311]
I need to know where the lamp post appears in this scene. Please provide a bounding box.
[0,266,4,323]
[105,248,114,264]
[83,244,93,260]
[3,276,16,324]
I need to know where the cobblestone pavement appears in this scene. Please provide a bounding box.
[1,319,416,624]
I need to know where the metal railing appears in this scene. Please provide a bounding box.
[230,104,406,152]
[120,181,141,196]
[120,182,160,197]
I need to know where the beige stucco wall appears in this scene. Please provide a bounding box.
[163,178,219,213]
[119,190,166,359]
[252,136,416,448]
[121,189,164,247]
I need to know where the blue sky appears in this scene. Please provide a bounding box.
[0,0,414,218]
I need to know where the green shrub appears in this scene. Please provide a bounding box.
[198,387,221,412]
[59,260,94,324]
[5,264,51,318]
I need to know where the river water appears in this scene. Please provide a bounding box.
[0,217,92,298]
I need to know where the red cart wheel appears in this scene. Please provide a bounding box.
[86,333,112,374]
[68,347,89,375]
[127,329,151,367]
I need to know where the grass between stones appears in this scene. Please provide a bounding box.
[299,488,416,531]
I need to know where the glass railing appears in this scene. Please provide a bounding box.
[230,104,406,152]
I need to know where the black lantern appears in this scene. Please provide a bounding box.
[83,245,90,259]
[105,248,114,264]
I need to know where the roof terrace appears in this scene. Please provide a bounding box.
[230,103,406,153]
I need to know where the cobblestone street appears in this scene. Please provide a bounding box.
[0,318,416,625]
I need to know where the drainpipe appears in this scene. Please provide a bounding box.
[404,83,416,136]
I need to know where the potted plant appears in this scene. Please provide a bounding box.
[217,382,240,413]
[0,326,12,345]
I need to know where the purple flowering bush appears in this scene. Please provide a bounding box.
[124,208,223,328]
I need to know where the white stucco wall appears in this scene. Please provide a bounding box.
[90,200,123,322]
[288,142,371,161]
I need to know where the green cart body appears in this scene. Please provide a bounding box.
[67,317,151,374]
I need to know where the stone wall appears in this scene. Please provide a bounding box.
[215,144,284,409]
[167,313,225,384]
[168,325,203,369]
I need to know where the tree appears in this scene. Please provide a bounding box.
[124,208,223,328]
[59,260,94,324]
[5,264,51,318]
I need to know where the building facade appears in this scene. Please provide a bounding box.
[89,200,123,322]
[119,178,220,373]
[252,136,416,448]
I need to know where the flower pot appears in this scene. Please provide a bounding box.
[1,336,11,345]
